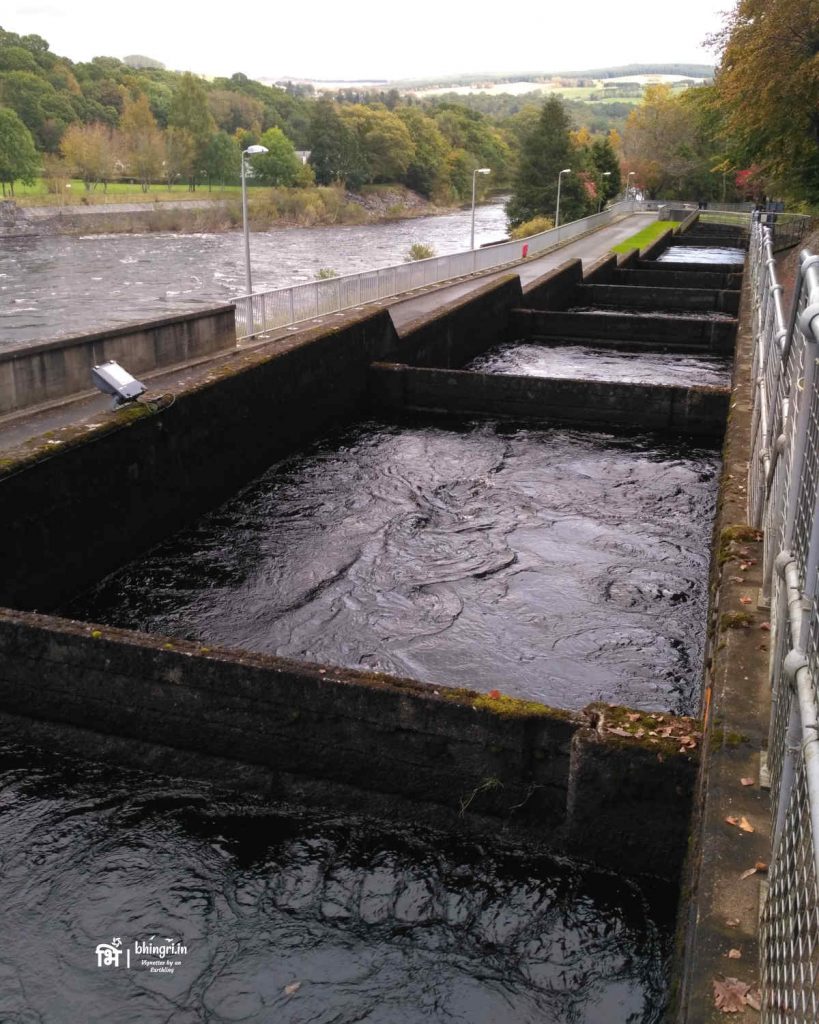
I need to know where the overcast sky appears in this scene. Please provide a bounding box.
[4,0,730,81]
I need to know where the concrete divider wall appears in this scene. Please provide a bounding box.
[394,275,523,368]
[576,283,741,315]
[370,363,730,439]
[0,606,698,881]
[0,308,399,611]
[519,259,584,310]
[0,306,237,417]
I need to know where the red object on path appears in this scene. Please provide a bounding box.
[522,244,529,257]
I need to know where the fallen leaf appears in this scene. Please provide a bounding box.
[626,712,641,722]
[759,622,771,631]
[728,576,745,583]
[739,596,753,605]
[726,918,740,927]
[741,777,755,787]
[714,976,751,1012]
[755,861,768,873]
[727,949,742,959]
[725,816,740,827]
[739,817,755,833]
[284,981,302,996]
[747,989,762,1011]
[607,726,633,737]
[740,867,758,880]
[488,689,501,699]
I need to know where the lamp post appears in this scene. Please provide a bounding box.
[598,171,612,212]
[241,144,268,296]
[555,168,571,229]
[626,170,636,200]
[470,167,491,250]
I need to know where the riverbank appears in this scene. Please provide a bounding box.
[0,186,463,238]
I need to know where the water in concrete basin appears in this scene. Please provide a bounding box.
[656,246,745,264]
[0,735,671,1023]
[568,307,735,322]
[67,420,718,716]
[468,343,732,388]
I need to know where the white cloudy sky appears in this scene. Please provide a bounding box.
[4,0,730,81]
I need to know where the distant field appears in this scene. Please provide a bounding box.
[11,179,245,206]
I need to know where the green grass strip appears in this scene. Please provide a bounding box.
[612,221,681,254]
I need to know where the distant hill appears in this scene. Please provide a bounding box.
[387,63,713,90]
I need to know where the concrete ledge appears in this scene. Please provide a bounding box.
[575,283,740,315]
[638,258,747,275]
[607,269,744,291]
[0,605,699,881]
[0,306,237,417]
[369,362,729,438]
[510,309,738,355]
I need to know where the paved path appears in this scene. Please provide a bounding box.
[0,212,655,454]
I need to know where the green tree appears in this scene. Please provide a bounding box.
[397,107,450,198]
[0,106,38,195]
[167,72,214,189]
[201,131,239,190]
[0,69,74,149]
[251,126,309,187]
[308,100,364,187]
[120,93,164,191]
[507,96,587,226]
[710,0,819,203]
[589,134,621,202]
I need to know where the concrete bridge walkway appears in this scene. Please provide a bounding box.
[0,212,656,454]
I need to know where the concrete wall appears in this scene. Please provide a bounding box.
[0,306,236,417]
[0,307,398,611]
[394,275,523,368]
[520,259,584,310]
[0,605,698,881]
[510,309,737,355]
[370,363,729,439]
[575,283,741,315]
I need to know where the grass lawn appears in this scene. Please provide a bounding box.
[612,221,681,254]
[9,179,245,207]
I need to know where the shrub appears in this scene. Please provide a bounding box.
[406,242,436,262]
[509,215,554,240]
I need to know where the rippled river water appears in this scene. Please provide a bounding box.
[0,201,509,347]
[0,734,671,1023]
[67,419,718,716]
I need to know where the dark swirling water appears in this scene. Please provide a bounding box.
[0,735,671,1023]
[467,344,732,388]
[67,420,718,715]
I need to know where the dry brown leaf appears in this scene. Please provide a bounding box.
[607,726,633,738]
[726,918,740,927]
[739,817,755,833]
[739,596,753,605]
[727,949,742,959]
[284,981,302,996]
[725,816,740,827]
[759,622,771,631]
[755,861,768,873]
[740,867,758,880]
[714,976,751,1012]
[626,712,641,722]
[741,777,755,787]
[746,989,762,1011]
[728,576,745,583]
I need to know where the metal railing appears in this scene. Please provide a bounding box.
[750,223,819,1021]
[232,199,645,340]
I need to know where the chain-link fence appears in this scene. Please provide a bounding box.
[750,223,819,1021]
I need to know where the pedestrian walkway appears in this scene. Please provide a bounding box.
[0,212,656,454]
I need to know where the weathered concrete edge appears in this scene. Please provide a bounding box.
[0,605,698,881]
[669,255,771,1022]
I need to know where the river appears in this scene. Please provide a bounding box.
[0,200,509,349]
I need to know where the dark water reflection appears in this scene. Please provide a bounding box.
[468,344,732,388]
[0,736,671,1023]
[67,420,718,715]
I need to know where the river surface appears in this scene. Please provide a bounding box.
[0,732,671,1023]
[66,419,718,716]
[468,344,732,387]
[0,201,509,349]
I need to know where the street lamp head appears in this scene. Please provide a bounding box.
[244,145,269,156]
[476,167,491,174]
[602,171,612,177]
[561,168,571,174]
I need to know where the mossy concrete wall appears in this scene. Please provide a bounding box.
[0,605,698,882]
[369,362,729,439]
[0,306,236,417]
